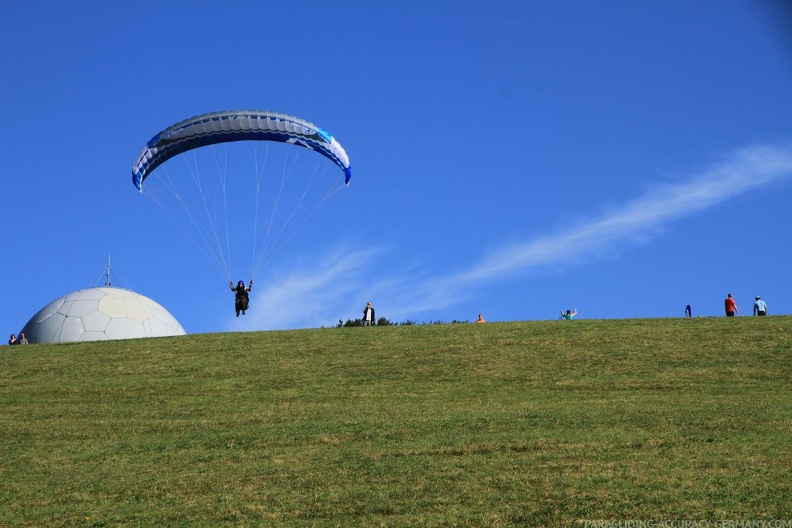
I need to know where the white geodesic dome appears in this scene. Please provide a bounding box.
[20,287,186,344]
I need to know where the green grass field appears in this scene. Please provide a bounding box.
[1,317,790,527]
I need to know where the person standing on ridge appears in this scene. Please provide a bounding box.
[561,309,577,320]
[724,293,738,317]
[363,302,375,326]
[753,296,768,316]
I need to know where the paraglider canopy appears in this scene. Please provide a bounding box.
[130,109,353,284]
[132,110,352,191]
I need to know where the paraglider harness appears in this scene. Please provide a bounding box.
[232,280,252,315]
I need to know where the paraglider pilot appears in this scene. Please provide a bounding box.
[230,280,253,317]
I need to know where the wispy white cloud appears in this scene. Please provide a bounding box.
[228,144,792,329]
[461,144,792,282]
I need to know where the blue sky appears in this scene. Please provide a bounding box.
[2,1,791,334]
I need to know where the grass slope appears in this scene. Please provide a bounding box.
[1,317,791,527]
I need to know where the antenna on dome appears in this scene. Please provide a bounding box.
[105,254,112,287]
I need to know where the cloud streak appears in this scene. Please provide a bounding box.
[462,144,792,282]
[229,144,792,328]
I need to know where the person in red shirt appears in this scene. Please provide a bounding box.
[724,293,738,317]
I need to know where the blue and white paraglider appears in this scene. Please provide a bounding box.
[131,110,353,294]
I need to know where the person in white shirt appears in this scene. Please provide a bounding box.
[363,302,375,326]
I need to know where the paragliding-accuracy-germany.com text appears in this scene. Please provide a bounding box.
[582,521,792,528]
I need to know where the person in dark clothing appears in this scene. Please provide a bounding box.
[363,302,375,326]
[8,333,18,345]
[230,280,253,317]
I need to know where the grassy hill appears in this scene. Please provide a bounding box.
[1,317,790,527]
